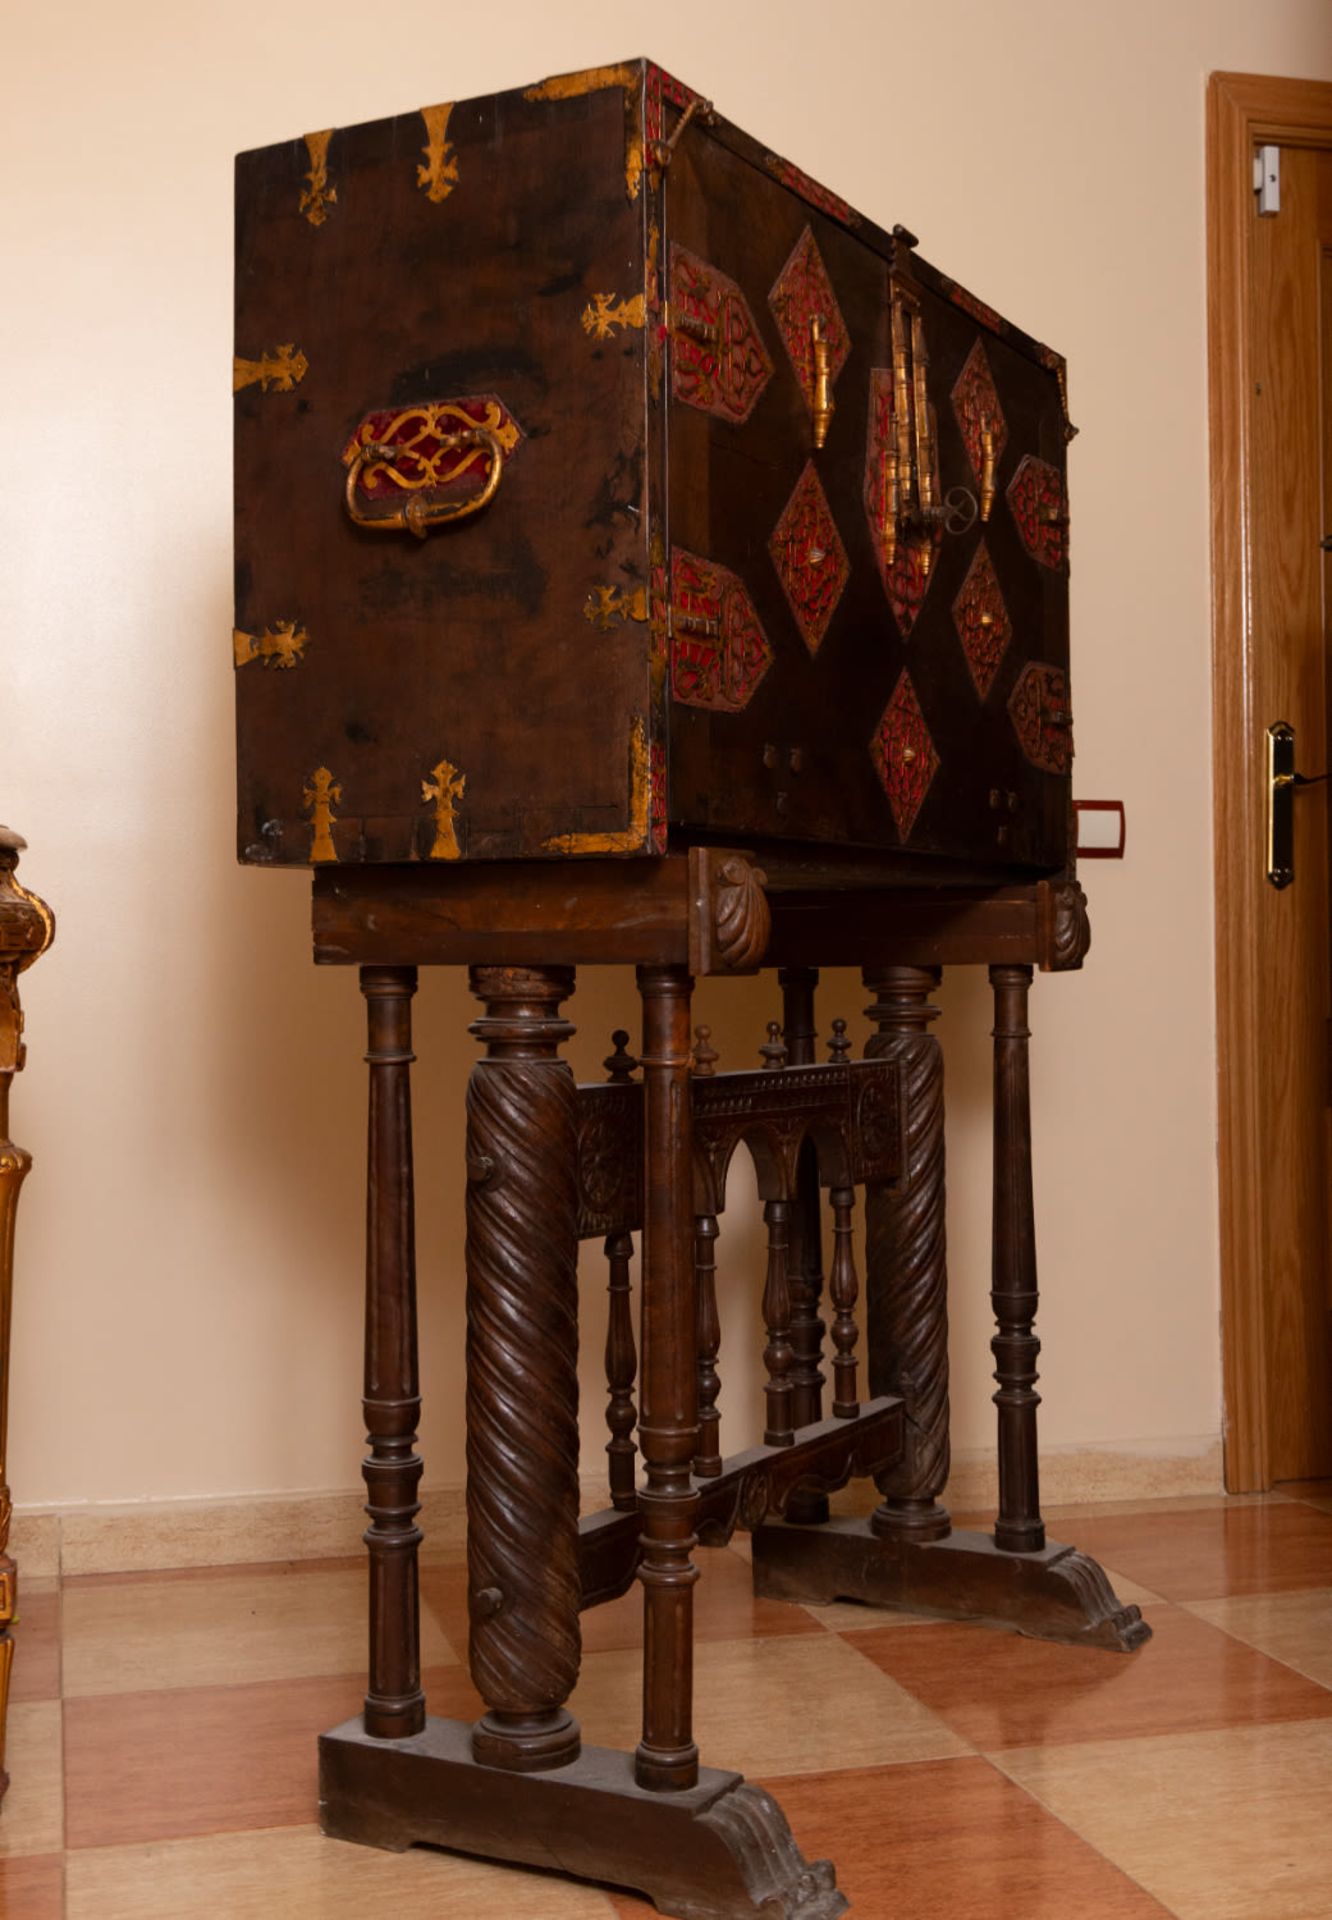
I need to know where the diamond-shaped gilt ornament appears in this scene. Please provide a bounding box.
[1007,455,1067,569]
[769,462,849,656]
[950,339,1008,499]
[952,542,1012,700]
[870,671,939,842]
[670,547,774,712]
[769,226,850,419]
[1009,660,1073,774]
[670,245,774,426]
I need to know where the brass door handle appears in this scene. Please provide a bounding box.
[343,425,505,538]
[1265,721,1327,889]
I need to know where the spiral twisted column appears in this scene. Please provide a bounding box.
[360,965,426,1740]
[466,965,582,1773]
[863,966,951,1543]
[990,964,1045,1553]
[635,964,700,1793]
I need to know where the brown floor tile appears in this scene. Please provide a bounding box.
[570,1634,967,1779]
[9,1586,59,1704]
[1051,1499,1332,1600]
[846,1603,1332,1749]
[0,1702,62,1858]
[608,1757,1172,1918]
[63,1665,479,1849]
[66,1824,616,1919]
[1188,1586,1332,1690]
[996,1719,1332,1919]
[422,1543,824,1658]
[0,1854,62,1920]
[1277,1477,1332,1516]
[63,1564,456,1697]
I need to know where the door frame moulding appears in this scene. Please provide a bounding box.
[1207,72,1332,1491]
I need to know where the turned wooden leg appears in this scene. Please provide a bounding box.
[780,968,830,1525]
[863,965,951,1544]
[604,1231,638,1511]
[360,965,426,1740]
[635,964,700,1793]
[693,1214,722,1476]
[779,968,826,1432]
[990,964,1045,1553]
[466,965,582,1772]
[828,1187,860,1419]
[762,1198,796,1447]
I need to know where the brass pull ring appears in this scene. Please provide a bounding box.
[343,425,505,538]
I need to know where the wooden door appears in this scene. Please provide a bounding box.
[1210,77,1332,1490]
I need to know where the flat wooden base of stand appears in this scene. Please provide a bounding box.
[751,1516,1152,1652]
[319,1715,848,1920]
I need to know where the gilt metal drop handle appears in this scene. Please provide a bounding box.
[343,425,505,538]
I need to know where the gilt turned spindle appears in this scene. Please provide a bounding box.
[360,965,426,1740]
[465,964,582,1771]
[990,963,1045,1553]
[634,964,700,1793]
[863,965,951,1544]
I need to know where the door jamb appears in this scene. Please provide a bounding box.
[1207,72,1332,1491]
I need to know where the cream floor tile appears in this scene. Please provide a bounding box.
[799,1598,940,1631]
[62,1566,457,1696]
[570,1633,968,1779]
[65,1823,617,1919]
[995,1718,1332,1920]
[0,1702,62,1858]
[1188,1587,1332,1689]
[976,1492,1286,1524]
[1097,1564,1166,1607]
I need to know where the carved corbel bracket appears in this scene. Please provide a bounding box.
[1037,874,1091,972]
[689,846,771,976]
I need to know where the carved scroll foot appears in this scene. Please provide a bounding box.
[319,1717,848,1919]
[751,1517,1151,1653]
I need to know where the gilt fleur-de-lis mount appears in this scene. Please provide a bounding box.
[417,103,460,202]
[303,766,341,863]
[233,621,308,670]
[581,291,647,341]
[299,130,336,227]
[421,756,466,860]
[583,584,649,631]
[233,344,308,395]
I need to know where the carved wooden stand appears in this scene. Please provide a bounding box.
[0,829,54,1805]
[315,853,1148,1918]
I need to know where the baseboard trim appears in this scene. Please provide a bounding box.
[14,1433,1224,1578]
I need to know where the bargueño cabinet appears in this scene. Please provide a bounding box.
[232,60,1139,1920]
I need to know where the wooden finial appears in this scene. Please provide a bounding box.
[604,1030,639,1083]
[828,1017,851,1062]
[692,1025,719,1077]
[759,1020,788,1070]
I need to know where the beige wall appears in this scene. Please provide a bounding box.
[4,0,1330,1514]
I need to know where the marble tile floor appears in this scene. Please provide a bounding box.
[4,1486,1332,1917]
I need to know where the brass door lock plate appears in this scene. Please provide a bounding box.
[1267,721,1296,889]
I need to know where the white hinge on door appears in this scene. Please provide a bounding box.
[1255,145,1281,217]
